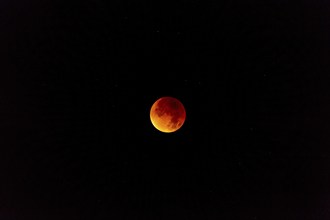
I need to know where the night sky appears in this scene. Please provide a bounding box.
[3,0,330,219]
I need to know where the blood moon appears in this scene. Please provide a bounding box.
[150,96,186,133]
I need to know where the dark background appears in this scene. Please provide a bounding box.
[3,0,330,219]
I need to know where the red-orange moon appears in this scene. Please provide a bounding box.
[150,97,186,133]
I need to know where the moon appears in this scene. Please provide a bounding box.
[150,96,186,133]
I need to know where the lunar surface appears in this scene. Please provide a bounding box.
[150,97,186,133]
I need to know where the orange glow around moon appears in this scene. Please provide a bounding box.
[150,96,186,133]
